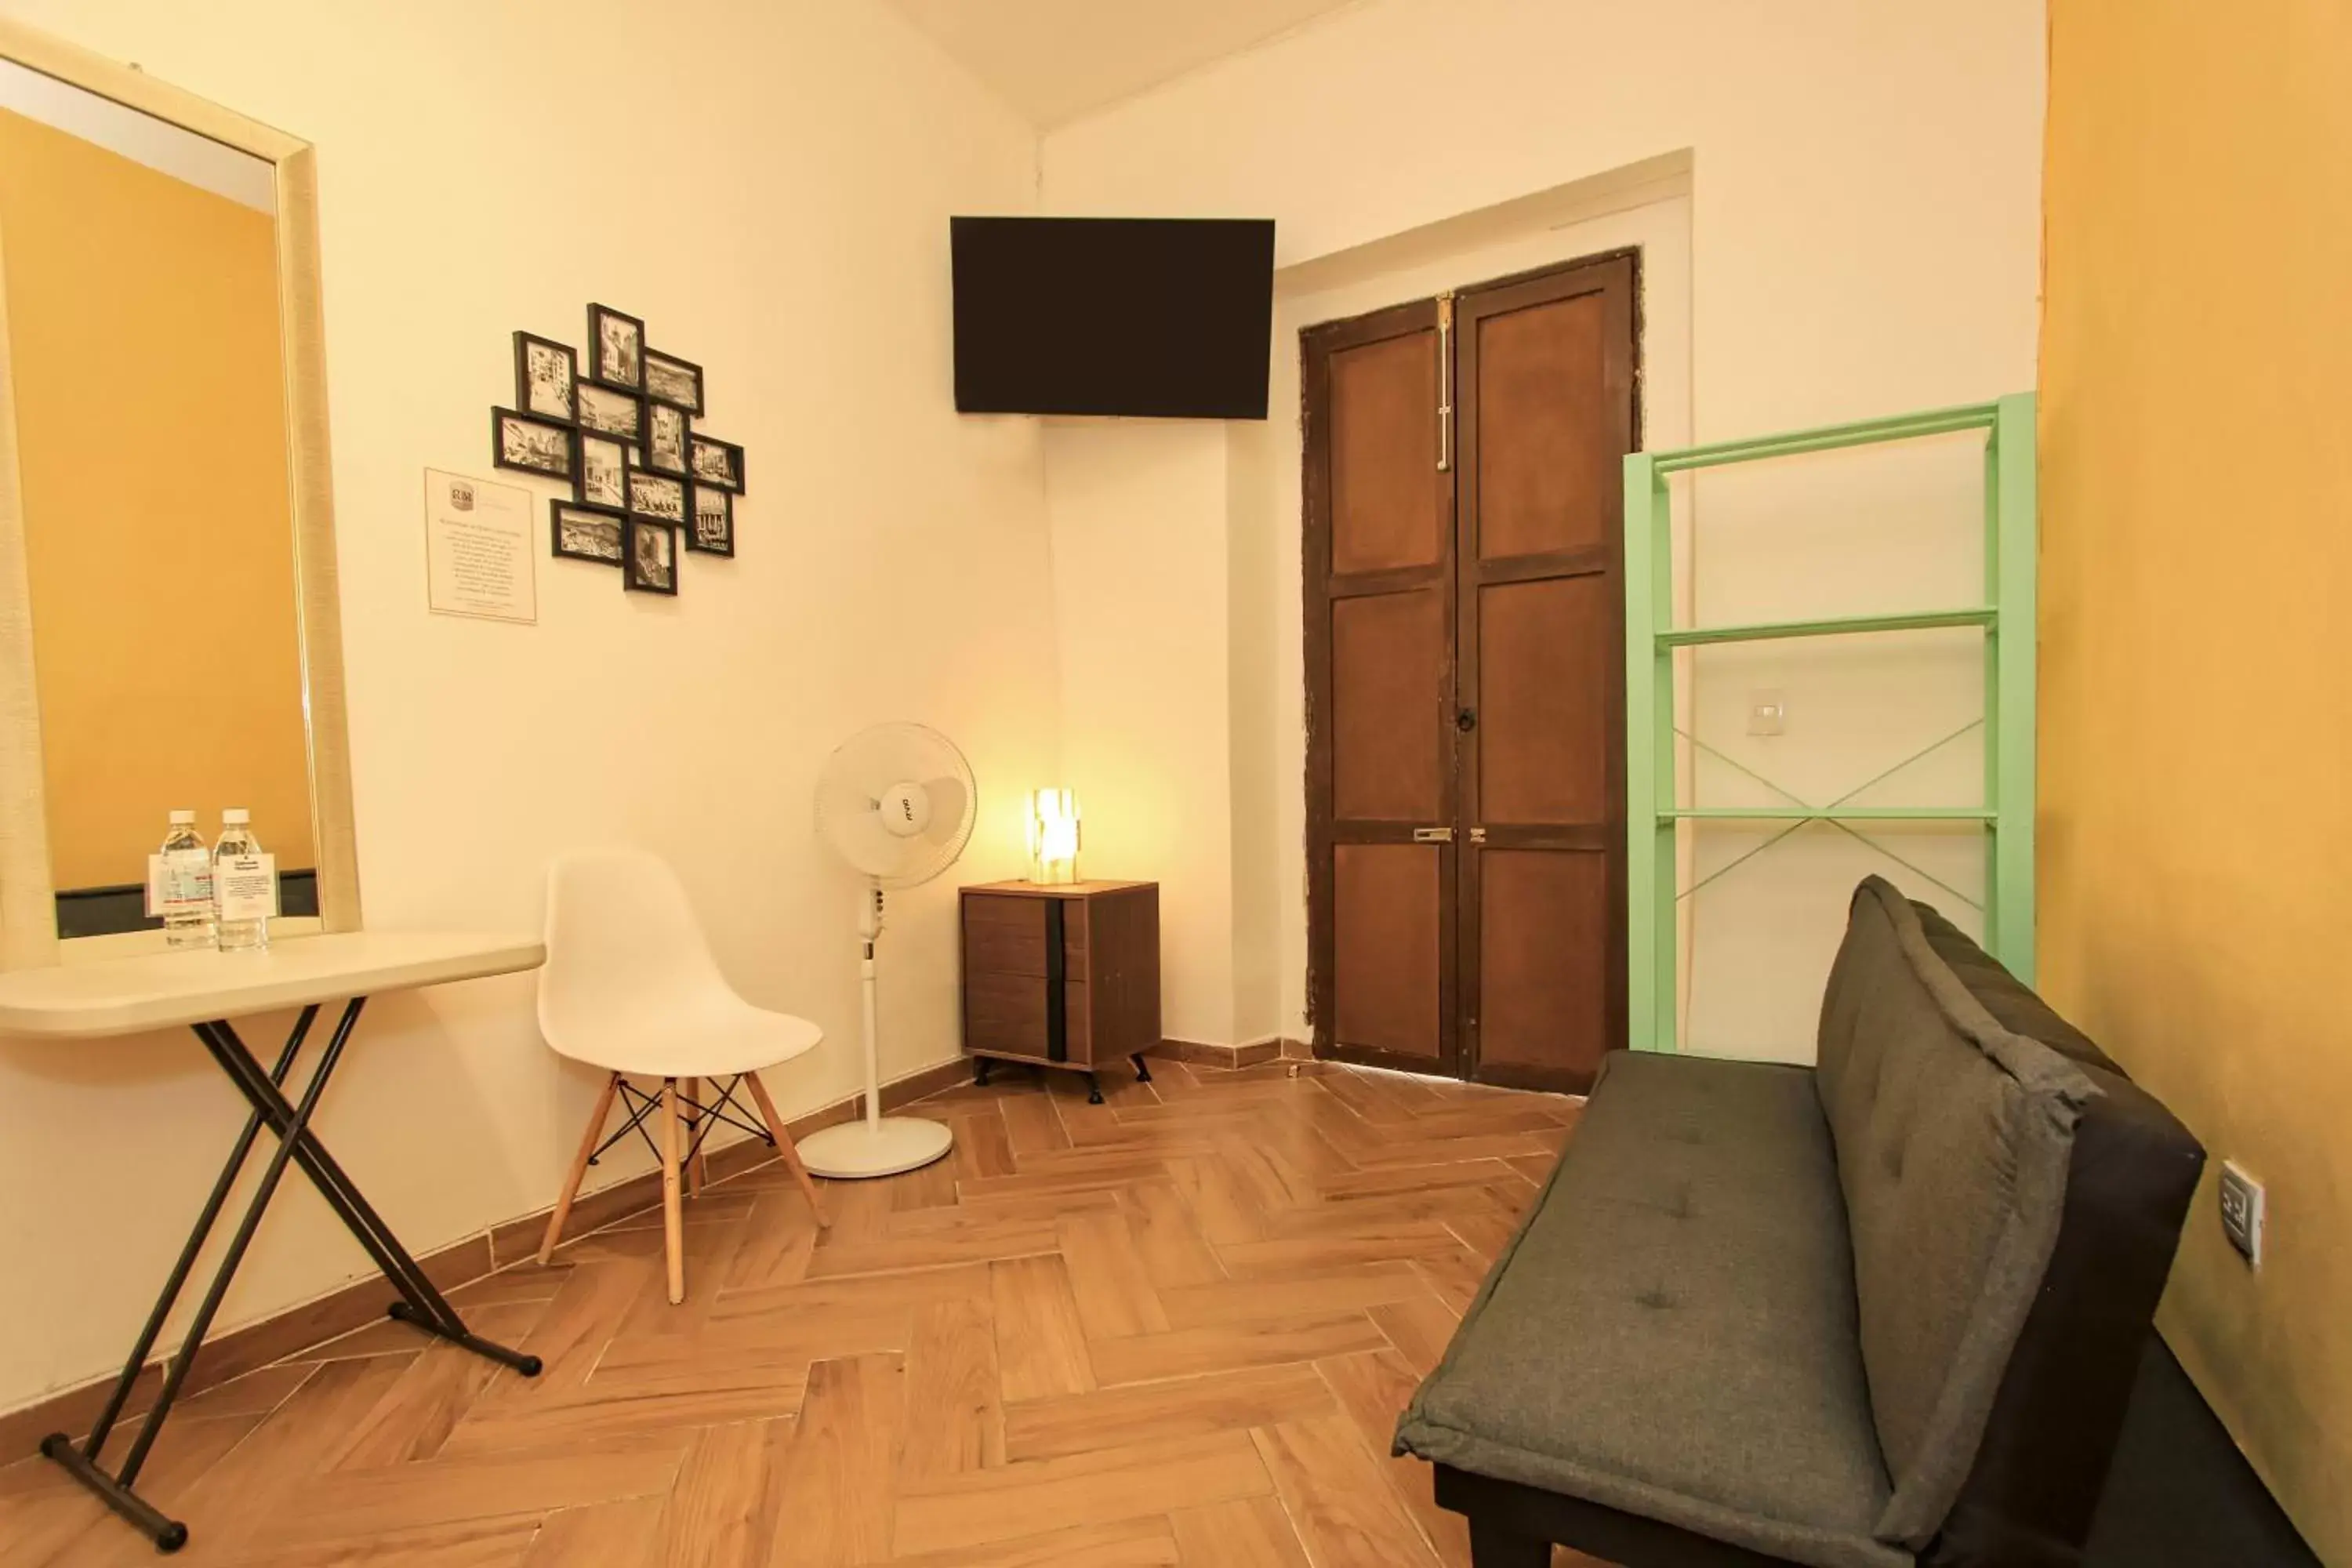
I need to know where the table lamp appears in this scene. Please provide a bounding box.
[1026,789,1080,884]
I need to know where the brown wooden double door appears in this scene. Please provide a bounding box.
[1304,252,1637,1094]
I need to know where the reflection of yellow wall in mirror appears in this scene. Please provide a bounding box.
[0,106,314,890]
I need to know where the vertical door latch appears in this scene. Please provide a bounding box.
[1436,292,1456,473]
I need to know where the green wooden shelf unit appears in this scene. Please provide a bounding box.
[1623,393,2037,1054]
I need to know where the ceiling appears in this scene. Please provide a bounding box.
[882,0,1364,130]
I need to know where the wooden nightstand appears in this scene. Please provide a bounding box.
[960,880,1160,1103]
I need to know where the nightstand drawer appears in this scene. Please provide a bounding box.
[963,973,1091,1063]
[963,894,1085,978]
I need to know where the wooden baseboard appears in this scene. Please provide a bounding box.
[0,1054,975,1459]
[1149,1036,1290,1070]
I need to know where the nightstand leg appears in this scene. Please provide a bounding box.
[974,1057,992,1087]
[1131,1053,1152,1083]
[1086,1072,1103,1105]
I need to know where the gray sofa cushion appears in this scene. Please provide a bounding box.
[1814,878,2096,1548]
[1396,1051,1909,1568]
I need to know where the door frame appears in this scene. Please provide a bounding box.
[1302,246,1644,1086]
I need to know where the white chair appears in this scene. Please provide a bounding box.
[535,848,830,1303]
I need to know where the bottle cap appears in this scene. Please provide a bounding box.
[169,809,195,825]
[223,808,250,824]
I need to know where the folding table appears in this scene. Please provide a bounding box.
[0,931,546,1552]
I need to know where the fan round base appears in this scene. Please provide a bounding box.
[797,1116,954,1179]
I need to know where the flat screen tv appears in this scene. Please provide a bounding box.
[951,216,1275,419]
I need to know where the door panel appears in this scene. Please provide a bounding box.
[1478,848,1611,1083]
[1475,292,1618,561]
[1333,589,1446,822]
[1478,575,1612,825]
[1330,333,1446,572]
[1456,255,1636,1092]
[1306,298,1460,1073]
[1332,844,1443,1060]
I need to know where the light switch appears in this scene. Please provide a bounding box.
[1747,690,1786,737]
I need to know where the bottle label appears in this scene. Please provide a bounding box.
[214,853,279,923]
[147,849,215,916]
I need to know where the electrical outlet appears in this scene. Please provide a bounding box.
[2219,1161,2264,1266]
[1747,690,1786,737]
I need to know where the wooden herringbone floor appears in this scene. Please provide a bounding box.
[2,1057,1605,1568]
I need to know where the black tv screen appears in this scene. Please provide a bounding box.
[952,216,1275,419]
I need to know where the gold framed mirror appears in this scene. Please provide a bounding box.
[0,20,358,968]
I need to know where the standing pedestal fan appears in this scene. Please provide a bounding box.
[800,722,977,1178]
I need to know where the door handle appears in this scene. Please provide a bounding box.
[1456,707,1477,733]
[1412,827,1454,843]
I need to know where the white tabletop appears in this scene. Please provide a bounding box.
[0,931,545,1040]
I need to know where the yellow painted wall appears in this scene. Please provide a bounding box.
[0,103,314,887]
[2039,3,2352,1559]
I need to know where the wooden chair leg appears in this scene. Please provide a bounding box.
[745,1070,831,1229]
[538,1071,621,1265]
[684,1077,708,1196]
[659,1078,685,1305]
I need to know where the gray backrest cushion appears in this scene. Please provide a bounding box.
[1815,877,2096,1548]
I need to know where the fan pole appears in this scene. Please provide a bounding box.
[858,879,883,1130]
[793,877,956,1179]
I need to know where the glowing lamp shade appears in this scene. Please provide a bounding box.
[1025,789,1081,884]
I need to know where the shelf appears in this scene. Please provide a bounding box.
[1648,401,2000,475]
[1660,807,1996,823]
[1656,606,1996,648]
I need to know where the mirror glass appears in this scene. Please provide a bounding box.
[0,60,318,938]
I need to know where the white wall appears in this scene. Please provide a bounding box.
[0,0,1055,1414]
[1040,0,2045,1054]
[1043,421,1239,1044]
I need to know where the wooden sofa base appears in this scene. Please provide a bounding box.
[1436,1465,1796,1568]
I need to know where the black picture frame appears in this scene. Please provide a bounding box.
[575,380,643,441]
[513,331,576,422]
[626,467,687,524]
[642,350,704,414]
[492,408,573,478]
[586,302,646,390]
[689,434,744,493]
[643,400,691,477]
[687,482,734,557]
[572,430,630,514]
[622,517,679,594]
[550,500,623,564]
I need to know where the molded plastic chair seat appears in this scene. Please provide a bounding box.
[535,847,830,1303]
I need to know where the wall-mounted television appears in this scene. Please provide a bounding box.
[951,216,1276,420]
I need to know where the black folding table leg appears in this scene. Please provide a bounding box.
[198,1018,542,1373]
[41,998,539,1555]
[79,1005,319,1461]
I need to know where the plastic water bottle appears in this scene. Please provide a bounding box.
[214,809,269,953]
[158,810,213,949]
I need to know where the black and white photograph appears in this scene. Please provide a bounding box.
[626,467,687,524]
[573,430,629,513]
[586,302,644,389]
[623,517,677,594]
[643,350,703,413]
[688,483,734,556]
[513,331,575,421]
[689,434,743,492]
[575,380,643,440]
[644,401,690,477]
[492,408,572,477]
[550,501,623,564]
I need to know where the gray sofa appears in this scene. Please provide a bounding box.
[1396,877,2204,1568]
